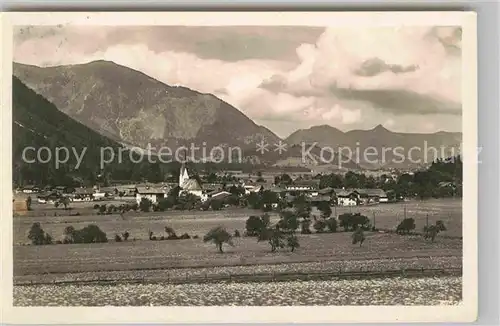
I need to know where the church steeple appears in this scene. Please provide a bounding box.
[178,149,190,188]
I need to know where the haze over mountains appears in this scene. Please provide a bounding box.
[13,60,462,171]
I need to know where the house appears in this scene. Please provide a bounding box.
[355,188,388,204]
[244,184,263,195]
[333,188,388,206]
[284,179,320,192]
[13,194,29,214]
[73,188,94,201]
[207,190,232,202]
[22,185,39,194]
[37,191,60,204]
[335,189,360,206]
[307,195,332,204]
[136,186,166,205]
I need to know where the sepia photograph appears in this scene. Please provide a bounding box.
[1,11,477,323]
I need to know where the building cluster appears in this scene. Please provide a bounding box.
[15,163,392,208]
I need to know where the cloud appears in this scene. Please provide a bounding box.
[14,25,322,63]
[354,58,419,77]
[13,25,462,137]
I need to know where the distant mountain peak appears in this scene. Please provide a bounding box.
[372,124,390,132]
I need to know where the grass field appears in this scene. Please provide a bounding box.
[14,276,462,306]
[14,198,462,244]
[14,231,462,276]
[13,198,462,281]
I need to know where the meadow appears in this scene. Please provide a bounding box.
[14,198,462,244]
[13,198,462,281]
[13,276,462,306]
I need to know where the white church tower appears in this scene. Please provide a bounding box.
[179,162,189,188]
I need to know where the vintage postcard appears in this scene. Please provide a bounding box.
[1,11,477,323]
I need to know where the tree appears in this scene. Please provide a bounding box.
[277,210,299,233]
[300,218,312,234]
[139,197,152,212]
[164,226,178,239]
[63,225,76,243]
[396,218,416,235]
[258,227,285,252]
[28,222,52,245]
[352,227,365,247]
[326,217,338,233]
[211,199,224,211]
[317,202,332,219]
[55,196,70,210]
[246,192,262,210]
[424,220,447,242]
[245,214,270,236]
[286,234,300,252]
[157,197,174,211]
[99,204,107,214]
[177,193,200,210]
[203,226,234,253]
[26,196,32,211]
[339,213,370,231]
[313,218,327,233]
[122,231,130,241]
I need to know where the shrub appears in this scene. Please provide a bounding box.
[396,218,416,234]
[139,198,153,212]
[78,225,108,243]
[300,219,312,234]
[339,213,371,231]
[211,200,224,211]
[352,227,366,247]
[258,227,285,252]
[326,217,338,233]
[234,229,241,237]
[99,205,107,214]
[180,233,191,240]
[286,234,300,252]
[157,198,174,211]
[27,222,53,245]
[122,231,130,241]
[61,224,108,244]
[114,234,122,242]
[193,235,199,239]
[93,204,100,209]
[313,218,327,233]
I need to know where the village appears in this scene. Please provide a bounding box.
[14,161,394,214]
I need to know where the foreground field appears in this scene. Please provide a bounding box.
[15,256,461,284]
[14,232,462,276]
[13,276,462,306]
[14,198,462,245]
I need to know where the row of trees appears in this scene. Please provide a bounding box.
[315,157,462,200]
[396,218,447,242]
[28,223,109,245]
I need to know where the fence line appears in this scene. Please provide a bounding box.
[15,267,462,287]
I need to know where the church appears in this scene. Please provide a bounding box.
[178,162,204,200]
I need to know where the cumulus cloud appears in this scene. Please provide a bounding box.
[13,25,462,138]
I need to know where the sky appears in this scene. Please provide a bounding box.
[13,25,462,138]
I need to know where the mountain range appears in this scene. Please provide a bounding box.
[13,60,462,171]
[12,76,122,185]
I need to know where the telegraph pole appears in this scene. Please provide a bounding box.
[426,214,429,228]
[373,212,376,230]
